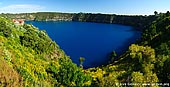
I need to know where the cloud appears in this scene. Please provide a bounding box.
[0,4,45,13]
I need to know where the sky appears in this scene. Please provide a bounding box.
[0,0,170,15]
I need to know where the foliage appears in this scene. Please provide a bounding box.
[79,57,85,68]
[86,11,169,86]
[0,17,92,86]
[1,11,170,86]
[0,17,12,37]
[56,58,92,86]
[109,51,117,62]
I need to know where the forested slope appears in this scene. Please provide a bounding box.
[87,12,170,86]
[0,17,91,87]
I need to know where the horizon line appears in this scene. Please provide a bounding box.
[0,11,155,16]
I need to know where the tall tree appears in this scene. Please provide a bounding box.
[79,57,85,68]
[154,11,158,16]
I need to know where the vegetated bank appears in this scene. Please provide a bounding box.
[89,11,170,86]
[0,11,170,86]
[0,17,91,86]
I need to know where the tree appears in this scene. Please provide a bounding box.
[79,57,85,68]
[131,72,144,83]
[129,44,156,65]
[129,44,158,84]
[154,11,158,16]
[166,11,170,16]
[162,57,170,82]
[109,51,117,62]
[0,18,12,37]
[56,58,91,86]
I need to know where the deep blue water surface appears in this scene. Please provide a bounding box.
[26,21,141,68]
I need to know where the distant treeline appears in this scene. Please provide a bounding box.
[72,13,157,30]
[0,12,157,30]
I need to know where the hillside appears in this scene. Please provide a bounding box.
[0,17,91,87]
[0,11,170,87]
[86,11,170,86]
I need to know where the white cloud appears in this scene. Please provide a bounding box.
[0,4,45,13]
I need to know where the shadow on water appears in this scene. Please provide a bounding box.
[83,29,141,69]
[115,29,141,56]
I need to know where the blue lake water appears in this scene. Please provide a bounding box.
[26,21,141,68]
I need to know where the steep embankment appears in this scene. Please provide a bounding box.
[0,17,92,87]
[72,13,156,29]
[0,12,157,30]
[86,12,170,86]
[0,12,74,21]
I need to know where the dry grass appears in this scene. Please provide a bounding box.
[0,57,23,87]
